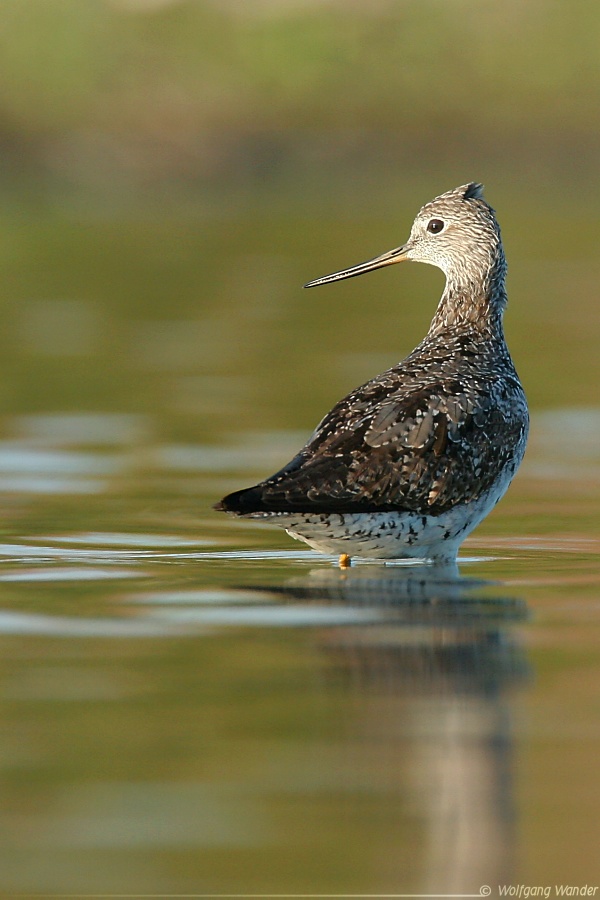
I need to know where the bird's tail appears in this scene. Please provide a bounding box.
[213,485,266,515]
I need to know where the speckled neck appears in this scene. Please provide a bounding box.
[429,247,507,337]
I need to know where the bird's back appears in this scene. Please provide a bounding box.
[217,325,528,518]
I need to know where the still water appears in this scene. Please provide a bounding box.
[0,407,597,896]
[0,198,598,896]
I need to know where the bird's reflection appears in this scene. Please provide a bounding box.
[241,564,529,891]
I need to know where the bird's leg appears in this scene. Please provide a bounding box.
[338,553,351,568]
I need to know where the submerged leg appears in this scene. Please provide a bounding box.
[338,553,351,568]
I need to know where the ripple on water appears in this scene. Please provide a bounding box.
[38,532,214,548]
[0,567,145,583]
[0,611,190,638]
[127,589,277,605]
[0,413,148,496]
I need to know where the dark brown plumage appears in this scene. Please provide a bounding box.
[215,183,528,563]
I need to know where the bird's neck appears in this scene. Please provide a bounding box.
[429,255,507,340]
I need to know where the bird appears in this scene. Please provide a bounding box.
[215,183,528,567]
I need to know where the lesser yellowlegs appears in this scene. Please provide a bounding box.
[215,183,528,566]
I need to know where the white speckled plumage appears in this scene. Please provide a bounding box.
[216,183,528,564]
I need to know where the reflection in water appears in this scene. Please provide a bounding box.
[251,566,528,891]
[1,523,596,892]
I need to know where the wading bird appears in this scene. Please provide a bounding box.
[215,184,528,567]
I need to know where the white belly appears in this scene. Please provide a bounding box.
[248,465,517,562]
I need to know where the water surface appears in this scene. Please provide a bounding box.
[0,405,597,896]
[0,187,598,895]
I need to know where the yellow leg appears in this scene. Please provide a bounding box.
[338,553,351,568]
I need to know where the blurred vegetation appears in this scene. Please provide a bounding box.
[0,0,598,197]
[0,0,598,439]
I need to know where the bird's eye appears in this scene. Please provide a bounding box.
[427,218,445,234]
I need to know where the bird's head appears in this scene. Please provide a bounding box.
[304,183,503,290]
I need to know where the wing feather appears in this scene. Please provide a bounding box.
[218,337,528,517]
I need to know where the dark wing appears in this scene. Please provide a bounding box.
[217,374,527,516]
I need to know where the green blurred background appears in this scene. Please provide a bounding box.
[0,5,598,895]
[0,0,598,443]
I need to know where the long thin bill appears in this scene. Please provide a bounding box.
[303,244,409,288]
